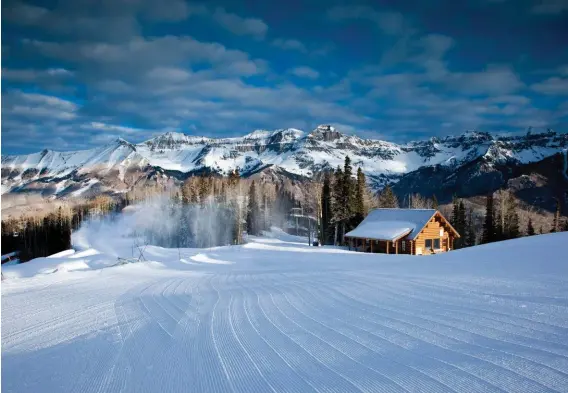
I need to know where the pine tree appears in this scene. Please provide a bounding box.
[342,156,355,237]
[331,166,344,245]
[457,200,466,248]
[481,193,495,244]
[527,217,535,236]
[353,167,366,227]
[246,180,261,236]
[494,209,503,241]
[551,198,561,233]
[432,194,439,210]
[451,196,459,228]
[378,185,398,208]
[465,209,476,247]
[504,193,520,239]
[320,172,333,245]
[450,198,467,248]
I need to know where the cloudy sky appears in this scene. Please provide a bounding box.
[2,0,568,154]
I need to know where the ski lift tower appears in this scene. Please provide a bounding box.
[288,207,318,246]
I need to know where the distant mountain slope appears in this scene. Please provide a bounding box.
[2,126,567,206]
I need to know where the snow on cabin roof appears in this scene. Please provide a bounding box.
[344,208,437,241]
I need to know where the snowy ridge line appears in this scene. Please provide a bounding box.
[3,128,568,197]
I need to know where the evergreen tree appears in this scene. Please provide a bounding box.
[527,217,535,236]
[450,198,467,248]
[353,167,366,227]
[481,193,495,244]
[551,198,561,233]
[320,172,333,245]
[494,209,503,241]
[456,200,466,248]
[342,156,355,236]
[451,196,459,229]
[465,209,476,247]
[504,193,520,239]
[378,185,399,208]
[432,194,439,210]
[331,166,344,244]
[246,181,261,236]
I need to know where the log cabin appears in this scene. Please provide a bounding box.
[344,208,459,255]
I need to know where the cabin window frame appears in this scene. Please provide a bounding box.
[425,238,441,250]
[433,238,441,249]
[401,241,406,252]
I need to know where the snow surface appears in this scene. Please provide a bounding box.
[3,230,568,393]
[345,208,437,240]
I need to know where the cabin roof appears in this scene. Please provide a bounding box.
[344,208,438,241]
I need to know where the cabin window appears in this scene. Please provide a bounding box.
[401,241,406,251]
[425,239,441,249]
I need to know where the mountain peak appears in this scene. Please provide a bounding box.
[309,124,343,142]
[242,130,273,140]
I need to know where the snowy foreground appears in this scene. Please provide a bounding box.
[3,230,568,393]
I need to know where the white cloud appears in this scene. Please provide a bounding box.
[19,92,78,111]
[272,39,307,53]
[531,77,568,95]
[212,8,267,39]
[2,68,73,82]
[146,67,192,83]
[449,65,525,95]
[83,122,146,134]
[2,91,79,121]
[25,36,267,77]
[290,66,319,79]
[327,6,412,36]
[531,0,568,14]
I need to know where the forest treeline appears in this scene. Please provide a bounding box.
[1,196,122,261]
[318,156,567,247]
[137,170,297,248]
[2,156,566,261]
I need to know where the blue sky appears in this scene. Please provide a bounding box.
[2,0,568,154]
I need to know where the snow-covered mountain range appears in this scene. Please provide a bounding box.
[2,125,567,201]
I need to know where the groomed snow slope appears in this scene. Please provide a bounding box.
[3,231,568,393]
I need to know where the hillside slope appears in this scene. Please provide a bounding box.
[2,230,568,392]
